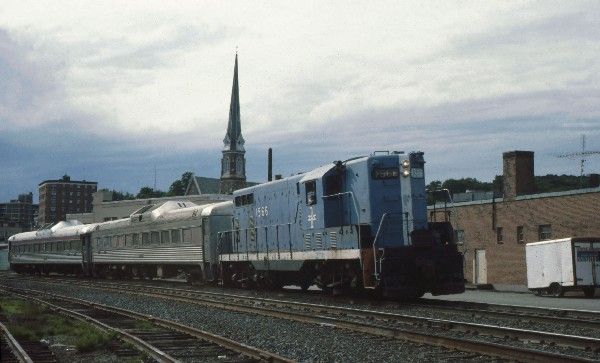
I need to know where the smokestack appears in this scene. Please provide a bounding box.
[268,148,273,182]
[502,151,535,199]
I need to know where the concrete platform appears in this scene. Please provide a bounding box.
[424,289,600,311]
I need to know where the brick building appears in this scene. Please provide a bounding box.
[38,175,97,225]
[0,192,38,230]
[429,151,600,290]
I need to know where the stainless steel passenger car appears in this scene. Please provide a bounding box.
[9,201,233,281]
[8,220,91,275]
[82,200,232,280]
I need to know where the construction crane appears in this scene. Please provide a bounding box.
[555,135,600,187]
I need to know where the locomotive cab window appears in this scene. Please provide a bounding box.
[305,180,317,205]
[324,174,342,196]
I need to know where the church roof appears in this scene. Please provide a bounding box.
[185,176,221,195]
[224,54,244,151]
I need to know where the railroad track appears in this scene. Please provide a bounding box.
[411,298,600,330]
[0,286,292,363]
[7,277,599,363]
[0,320,34,363]
[9,274,600,331]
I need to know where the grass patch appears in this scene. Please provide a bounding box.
[75,329,115,352]
[0,296,114,353]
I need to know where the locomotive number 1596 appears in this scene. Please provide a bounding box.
[256,206,269,217]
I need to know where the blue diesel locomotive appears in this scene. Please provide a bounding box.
[219,151,465,297]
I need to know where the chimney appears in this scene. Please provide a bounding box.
[590,174,600,188]
[268,148,273,182]
[502,151,535,199]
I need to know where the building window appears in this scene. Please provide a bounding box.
[496,227,503,244]
[516,226,524,244]
[456,229,465,244]
[538,224,552,240]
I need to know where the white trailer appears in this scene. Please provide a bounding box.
[526,237,600,298]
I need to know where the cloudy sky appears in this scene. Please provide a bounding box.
[1,1,599,202]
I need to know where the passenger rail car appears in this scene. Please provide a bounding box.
[219,151,465,297]
[9,220,91,275]
[9,201,232,280]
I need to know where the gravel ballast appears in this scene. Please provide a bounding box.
[2,278,497,362]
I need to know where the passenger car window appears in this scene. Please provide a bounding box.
[151,231,160,244]
[182,229,192,243]
[161,231,170,244]
[171,230,181,243]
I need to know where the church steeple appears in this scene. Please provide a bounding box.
[220,53,247,194]
[223,53,245,151]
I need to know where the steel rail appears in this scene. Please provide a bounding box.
[1,285,292,363]
[416,298,600,325]
[82,280,600,351]
[43,280,598,363]
[2,288,178,363]
[0,320,33,363]
[6,275,600,361]
[28,275,600,329]
[130,284,600,352]
[403,300,600,330]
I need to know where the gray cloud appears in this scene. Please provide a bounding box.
[0,30,68,128]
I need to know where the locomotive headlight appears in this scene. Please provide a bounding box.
[401,159,410,177]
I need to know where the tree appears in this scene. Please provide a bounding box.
[136,187,166,199]
[98,189,135,201]
[167,171,194,196]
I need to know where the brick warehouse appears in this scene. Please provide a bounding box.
[429,151,600,290]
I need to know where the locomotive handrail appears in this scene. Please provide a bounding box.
[372,213,389,280]
[372,212,417,280]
